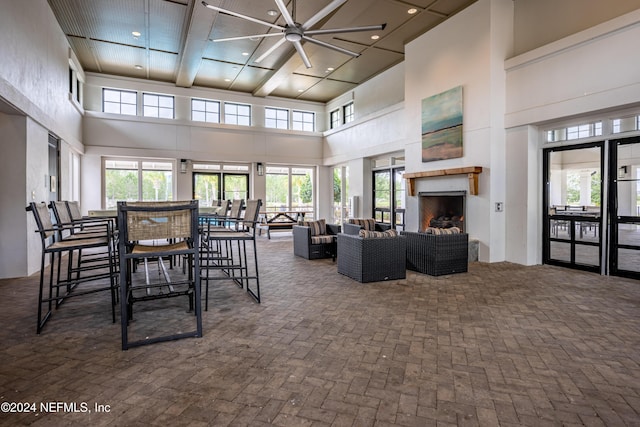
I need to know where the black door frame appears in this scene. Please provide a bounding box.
[608,135,640,279]
[543,141,604,273]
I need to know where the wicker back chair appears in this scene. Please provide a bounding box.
[26,202,117,334]
[342,218,391,235]
[337,233,406,283]
[293,221,340,260]
[400,231,468,276]
[117,200,202,350]
[200,199,263,306]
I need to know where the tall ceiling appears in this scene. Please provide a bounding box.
[48,0,477,103]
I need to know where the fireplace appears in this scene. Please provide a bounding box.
[419,191,465,232]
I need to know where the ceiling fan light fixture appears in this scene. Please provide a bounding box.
[285,32,302,42]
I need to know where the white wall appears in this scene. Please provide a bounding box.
[0,0,85,278]
[81,73,327,210]
[504,8,640,265]
[402,0,514,262]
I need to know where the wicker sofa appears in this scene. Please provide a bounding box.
[337,232,406,283]
[342,218,392,236]
[400,230,468,276]
[293,220,341,260]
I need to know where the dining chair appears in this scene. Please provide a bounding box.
[117,200,202,350]
[26,202,118,334]
[200,199,262,306]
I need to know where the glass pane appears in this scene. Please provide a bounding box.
[575,244,599,267]
[159,108,173,119]
[291,168,313,213]
[374,171,391,209]
[266,173,288,210]
[223,175,248,201]
[333,167,342,224]
[192,111,205,122]
[192,99,205,111]
[104,102,120,114]
[205,112,219,123]
[617,248,640,272]
[548,147,601,209]
[575,220,599,242]
[159,96,173,108]
[194,173,220,206]
[142,170,173,201]
[105,168,139,209]
[143,94,158,106]
[121,91,137,104]
[618,223,640,245]
[121,104,137,116]
[103,89,120,102]
[144,106,158,117]
[617,145,640,217]
[549,219,570,239]
[549,241,571,262]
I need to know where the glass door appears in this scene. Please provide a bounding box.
[543,143,603,273]
[609,136,640,279]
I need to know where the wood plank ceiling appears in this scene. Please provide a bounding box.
[48,0,477,103]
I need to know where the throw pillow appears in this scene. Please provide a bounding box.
[423,227,461,235]
[301,219,326,236]
[349,218,376,231]
[359,229,398,238]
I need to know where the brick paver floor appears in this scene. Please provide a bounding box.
[1,234,639,426]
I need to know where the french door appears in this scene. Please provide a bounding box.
[543,136,640,279]
[609,136,640,279]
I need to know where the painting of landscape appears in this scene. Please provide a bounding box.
[421,86,463,162]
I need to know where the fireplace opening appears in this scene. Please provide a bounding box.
[419,191,465,232]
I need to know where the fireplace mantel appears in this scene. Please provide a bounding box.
[404,166,483,196]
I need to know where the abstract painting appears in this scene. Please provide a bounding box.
[421,86,463,162]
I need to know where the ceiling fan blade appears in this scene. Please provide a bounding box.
[292,41,312,69]
[305,23,386,36]
[255,37,287,63]
[213,32,283,43]
[202,1,283,31]
[301,35,360,58]
[302,0,347,30]
[274,0,296,28]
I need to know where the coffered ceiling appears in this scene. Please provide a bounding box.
[48,0,477,103]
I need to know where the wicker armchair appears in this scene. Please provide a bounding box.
[293,222,341,260]
[342,218,391,235]
[400,231,468,276]
[337,233,406,283]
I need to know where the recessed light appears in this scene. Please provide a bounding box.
[224,78,231,82]
[298,89,304,92]
[134,65,143,70]
[407,8,418,14]
[327,67,334,72]
[371,35,380,40]
[132,31,141,37]
[266,9,278,16]
[242,52,249,56]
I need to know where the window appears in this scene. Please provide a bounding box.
[104,159,173,208]
[330,109,340,129]
[373,159,405,229]
[69,67,82,104]
[265,166,314,216]
[192,163,250,206]
[545,121,602,143]
[612,115,640,134]
[192,98,220,123]
[224,102,251,126]
[265,107,289,129]
[143,93,174,119]
[103,89,137,115]
[343,102,354,124]
[292,110,315,132]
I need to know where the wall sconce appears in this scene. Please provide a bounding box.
[618,165,628,178]
[180,159,188,174]
[257,162,264,176]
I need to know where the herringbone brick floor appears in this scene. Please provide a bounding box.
[1,233,639,426]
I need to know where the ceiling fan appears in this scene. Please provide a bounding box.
[202,0,386,69]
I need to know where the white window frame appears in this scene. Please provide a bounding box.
[103,88,137,116]
[330,109,340,129]
[224,102,251,126]
[191,98,221,123]
[143,93,174,119]
[292,110,315,132]
[265,107,289,129]
[343,102,354,124]
[102,158,176,209]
